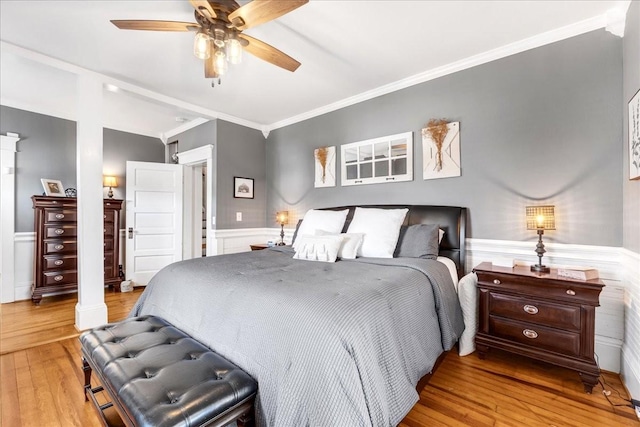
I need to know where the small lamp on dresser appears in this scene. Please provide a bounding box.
[103,176,118,199]
[526,205,555,273]
[276,211,289,246]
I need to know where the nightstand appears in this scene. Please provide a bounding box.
[473,262,604,393]
[250,244,269,251]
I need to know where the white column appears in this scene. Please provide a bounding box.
[0,133,20,303]
[75,75,107,330]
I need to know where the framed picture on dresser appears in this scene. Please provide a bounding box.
[41,179,65,197]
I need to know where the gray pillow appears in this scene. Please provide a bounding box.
[394,224,439,259]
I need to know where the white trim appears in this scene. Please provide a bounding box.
[621,248,640,399]
[267,15,609,132]
[1,41,264,134]
[1,133,20,303]
[178,145,215,256]
[161,118,210,144]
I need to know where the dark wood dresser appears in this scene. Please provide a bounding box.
[31,196,123,305]
[473,262,604,393]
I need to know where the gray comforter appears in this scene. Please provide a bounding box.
[130,247,464,427]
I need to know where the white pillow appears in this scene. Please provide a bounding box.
[346,207,409,258]
[457,272,478,356]
[293,209,349,249]
[293,235,345,263]
[439,228,445,243]
[315,231,365,259]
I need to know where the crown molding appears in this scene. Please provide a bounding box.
[161,118,210,144]
[0,41,264,133]
[265,14,608,132]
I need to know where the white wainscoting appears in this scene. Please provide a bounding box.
[9,228,632,377]
[621,248,640,399]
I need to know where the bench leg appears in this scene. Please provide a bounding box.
[82,356,92,402]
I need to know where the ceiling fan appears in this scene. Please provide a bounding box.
[111,0,308,85]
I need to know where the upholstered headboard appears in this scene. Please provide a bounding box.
[321,205,468,279]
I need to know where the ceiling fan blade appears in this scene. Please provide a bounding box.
[239,34,300,72]
[111,20,198,31]
[189,0,217,21]
[229,0,308,31]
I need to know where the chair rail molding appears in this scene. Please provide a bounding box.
[1,133,20,303]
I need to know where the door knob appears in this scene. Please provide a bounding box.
[128,227,133,239]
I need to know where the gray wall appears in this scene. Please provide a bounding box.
[168,119,266,229]
[623,2,640,253]
[0,106,165,231]
[266,29,623,247]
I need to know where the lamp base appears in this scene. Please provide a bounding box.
[107,187,114,199]
[276,242,286,246]
[531,264,550,273]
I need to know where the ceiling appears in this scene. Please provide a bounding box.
[0,1,630,140]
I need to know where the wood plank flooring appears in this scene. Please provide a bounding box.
[1,290,637,426]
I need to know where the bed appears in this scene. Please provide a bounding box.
[130,205,468,426]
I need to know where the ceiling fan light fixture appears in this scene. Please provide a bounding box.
[214,49,228,75]
[193,30,211,60]
[226,38,243,64]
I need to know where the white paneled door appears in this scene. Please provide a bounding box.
[126,161,183,286]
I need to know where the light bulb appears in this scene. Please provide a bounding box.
[536,215,544,227]
[193,31,211,60]
[213,50,227,75]
[226,38,242,64]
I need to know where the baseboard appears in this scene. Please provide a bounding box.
[621,248,640,399]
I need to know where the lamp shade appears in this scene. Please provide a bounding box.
[103,176,118,188]
[276,211,289,225]
[526,205,555,230]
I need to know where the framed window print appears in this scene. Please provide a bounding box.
[629,88,640,180]
[233,177,254,199]
[41,179,65,197]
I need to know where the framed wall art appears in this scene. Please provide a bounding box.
[629,89,640,180]
[314,146,336,188]
[41,178,65,197]
[422,120,461,180]
[233,176,254,199]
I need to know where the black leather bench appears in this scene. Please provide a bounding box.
[80,315,257,427]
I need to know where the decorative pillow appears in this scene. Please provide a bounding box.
[315,231,365,259]
[292,209,349,248]
[394,224,439,259]
[439,228,445,243]
[293,235,345,263]
[346,207,409,258]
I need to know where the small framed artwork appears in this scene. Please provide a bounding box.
[41,179,65,197]
[233,177,254,199]
[629,88,640,180]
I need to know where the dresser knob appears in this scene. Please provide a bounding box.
[522,329,538,339]
[54,228,64,235]
[493,279,501,285]
[566,289,576,296]
[54,260,63,266]
[55,213,65,219]
[523,304,539,315]
[54,275,63,282]
[54,244,64,250]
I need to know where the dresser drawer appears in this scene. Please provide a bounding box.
[103,223,115,237]
[104,239,114,251]
[43,271,77,286]
[45,209,77,223]
[103,210,116,223]
[104,265,114,279]
[44,224,77,238]
[43,255,77,271]
[489,316,580,357]
[489,293,581,331]
[45,240,77,254]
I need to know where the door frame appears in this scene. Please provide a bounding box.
[177,145,215,257]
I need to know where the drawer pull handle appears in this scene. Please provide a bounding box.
[522,329,538,339]
[493,279,501,285]
[54,244,64,250]
[104,229,106,233]
[54,260,63,266]
[55,213,65,219]
[54,275,63,282]
[54,228,64,235]
[566,289,576,296]
[523,305,539,315]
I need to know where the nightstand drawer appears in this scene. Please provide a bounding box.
[489,316,580,357]
[490,293,581,331]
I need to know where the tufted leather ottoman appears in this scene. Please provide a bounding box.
[80,315,257,427]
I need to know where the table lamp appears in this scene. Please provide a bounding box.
[526,205,555,273]
[103,176,118,199]
[276,211,289,246]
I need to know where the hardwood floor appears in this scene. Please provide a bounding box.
[1,290,637,426]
